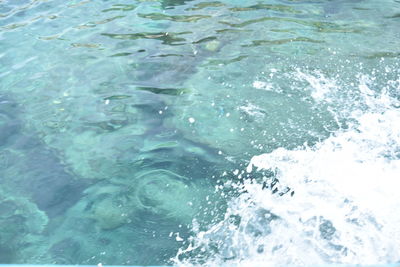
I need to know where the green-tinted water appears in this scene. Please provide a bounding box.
[0,0,399,265]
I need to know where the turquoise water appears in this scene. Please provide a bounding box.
[0,0,400,265]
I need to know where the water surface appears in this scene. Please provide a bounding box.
[0,0,399,265]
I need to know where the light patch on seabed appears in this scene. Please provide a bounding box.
[174,68,400,266]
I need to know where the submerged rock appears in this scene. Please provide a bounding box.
[0,193,48,235]
[133,169,199,223]
[204,40,221,52]
[0,190,48,262]
[88,188,132,230]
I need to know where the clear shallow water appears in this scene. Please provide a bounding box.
[0,0,399,265]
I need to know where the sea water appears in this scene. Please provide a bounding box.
[0,0,399,265]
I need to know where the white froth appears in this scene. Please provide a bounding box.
[295,69,339,103]
[253,81,273,91]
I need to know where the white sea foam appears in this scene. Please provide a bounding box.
[175,70,400,266]
[294,69,339,103]
[253,81,273,91]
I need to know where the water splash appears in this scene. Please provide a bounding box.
[174,69,400,266]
